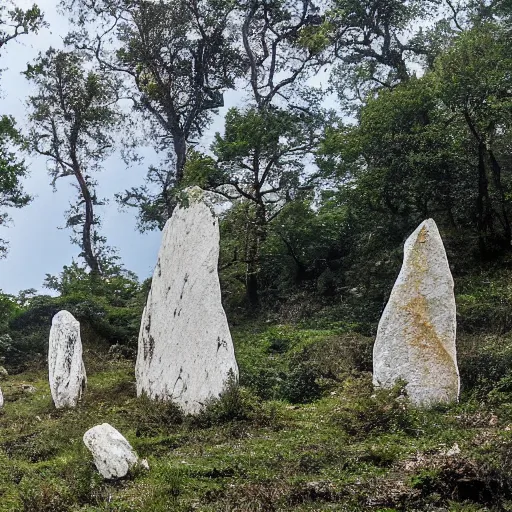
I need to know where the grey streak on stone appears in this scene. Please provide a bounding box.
[48,310,87,408]
[136,187,238,414]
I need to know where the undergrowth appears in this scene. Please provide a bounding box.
[1,324,512,511]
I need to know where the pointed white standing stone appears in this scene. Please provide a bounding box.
[136,187,238,414]
[373,219,459,406]
[48,310,87,408]
[83,423,140,479]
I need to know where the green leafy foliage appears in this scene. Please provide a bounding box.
[0,2,45,53]
[235,324,373,404]
[211,103,328,305]
[4,321,512,511]
[331,376,420,438]
[327,0,442,109]
[68,0,245,229]
[0,3,43,255]
[25,48,123,273]
[1,1,512,510]
[1,263,143,372]
[190,373,264,428]
[0,116,31,256]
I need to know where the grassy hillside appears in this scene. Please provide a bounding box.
[2,324,512,511]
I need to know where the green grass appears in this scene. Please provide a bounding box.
[1,325,512,511]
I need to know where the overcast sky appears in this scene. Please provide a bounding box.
[0,0,254,295]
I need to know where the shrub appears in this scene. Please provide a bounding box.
[487,373,512,416]
[331,375,419,438]
[293,333,373,378]
[3,293,142,372]
[458,334,512,397]
[240,364,285,401]
[456,270,512,334]
[280,333,373,403]
[408,450,512,507]
[361,442,403,467]
[132,394,184,437]
[190,373,262,428]
[280,361,322,403]
[239,328,374,404]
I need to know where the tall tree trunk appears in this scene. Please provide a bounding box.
[71,155,101,275]
[149,132,187,227]
[173,133,187,185]
[476,142,492,256]
[279,232,308,282]
[464,111,495,255]
[488,148,511,247]
[245,201,267,307]
[444,168,457,229]
[245,264,259,306]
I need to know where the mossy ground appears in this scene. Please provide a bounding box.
[1,325,512,511]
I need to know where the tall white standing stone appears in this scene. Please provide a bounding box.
[136,187,239,414]
[373,219,459,406]
[48,310,87,408]
[0,387,3,408]
[83,423,140,479]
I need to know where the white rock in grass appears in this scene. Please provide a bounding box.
[48,310,87,408]
[0,387,3,408]
[22,384,36,394]
[373,219,459,406]
[83,423,139,479]
[136,187,238,414]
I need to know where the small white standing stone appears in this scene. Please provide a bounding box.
[83,423,140,479]
[48,310,87,408]
[373,219,459,406]
[136,187,239,414]
[0,387,3,408]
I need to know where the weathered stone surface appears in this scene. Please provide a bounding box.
[48,310,87,409]
[83,423,139,479]
[0,387,3,408]
[136,187,238,414]
[373,219,459,406]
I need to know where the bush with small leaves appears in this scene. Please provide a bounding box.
[190,373,262,428]
[280,361,322,403]
[132,394,184,437]
[331,375,419,438]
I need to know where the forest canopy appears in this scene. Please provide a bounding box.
[0,0,511,353]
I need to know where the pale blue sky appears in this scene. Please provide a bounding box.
[0,0,337,296]
[0,0,250,295]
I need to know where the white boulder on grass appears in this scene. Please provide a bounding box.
[83,423,141,479]
[136,187,238,414]
[48,310,87,408]
[373,219,459,406]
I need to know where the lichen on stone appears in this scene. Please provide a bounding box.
[373,219,459,406]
